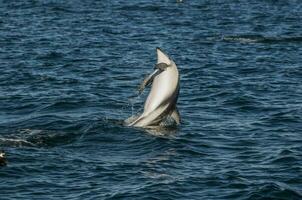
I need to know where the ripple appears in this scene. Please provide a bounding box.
[271,156,300,165]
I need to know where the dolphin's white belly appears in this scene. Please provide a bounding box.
[144,65,179,115]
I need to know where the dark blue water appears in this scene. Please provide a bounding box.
[1,0,302,199]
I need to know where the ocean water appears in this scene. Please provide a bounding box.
[1,0,302,199]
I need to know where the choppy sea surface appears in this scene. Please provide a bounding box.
[1,0,302,199]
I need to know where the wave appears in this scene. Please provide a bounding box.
[0,137,36,147]
[245,182,302,200]
[223,34,302,44]
[118,5,161,12]
[36,51,64,60]
[0,128,77,148]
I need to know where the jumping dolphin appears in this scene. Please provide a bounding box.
[125,48,180,128]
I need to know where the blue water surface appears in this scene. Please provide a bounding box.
[1,0,302,199]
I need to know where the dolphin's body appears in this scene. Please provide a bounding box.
[125,48,180,128]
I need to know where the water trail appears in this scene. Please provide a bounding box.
[128,91,144,116]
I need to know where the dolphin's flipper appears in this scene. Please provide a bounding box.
[138,69,160,93]
[138,75,153,93]
[138,63,169,94]
[170,107,180,125]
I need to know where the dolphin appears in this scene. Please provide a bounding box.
[125,48,180,128]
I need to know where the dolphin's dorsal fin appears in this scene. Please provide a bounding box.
[170,107,180,125]
[157,48,171,65]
